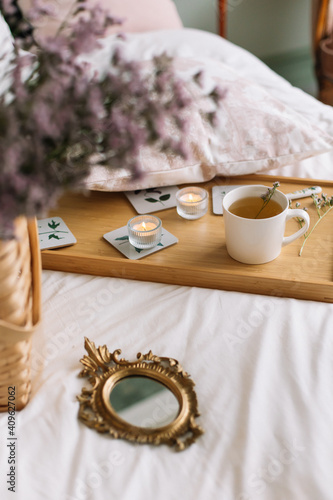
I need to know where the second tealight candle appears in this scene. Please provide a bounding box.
[176,187,208,220]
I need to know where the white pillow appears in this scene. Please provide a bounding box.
[0,13,15,96]
[84,55,333,191]
[0,11,13,42]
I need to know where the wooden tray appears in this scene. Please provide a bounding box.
[42,175,333,303]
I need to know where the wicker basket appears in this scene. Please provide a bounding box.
[0,217,41,411]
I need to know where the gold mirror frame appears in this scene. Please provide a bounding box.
[77,338,204,451]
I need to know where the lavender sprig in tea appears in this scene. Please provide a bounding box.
[254,182,280,219]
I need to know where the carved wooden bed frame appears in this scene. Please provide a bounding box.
[218,1,332,104]
[219,0,227,37]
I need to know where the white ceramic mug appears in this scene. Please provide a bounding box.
[222,185,310,264]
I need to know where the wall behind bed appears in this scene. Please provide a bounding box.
[174,0,316,95]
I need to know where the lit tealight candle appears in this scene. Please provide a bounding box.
[180,193,203,203]
[176,187,209,220]
[132,221,157,232]
[128,215,162,249]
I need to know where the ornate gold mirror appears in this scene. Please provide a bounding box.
[77,338,204,451]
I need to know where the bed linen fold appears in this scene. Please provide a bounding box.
[0,270,331,500]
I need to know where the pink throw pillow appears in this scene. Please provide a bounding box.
[19,0,183,37]
[93,0,183,33]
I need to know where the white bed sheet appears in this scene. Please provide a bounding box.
[1,29,333,500]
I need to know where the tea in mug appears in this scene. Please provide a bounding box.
[228,196,283,219]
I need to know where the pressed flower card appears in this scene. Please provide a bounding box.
[212,185,246,215]
[124,186,179,214]
[38,217,77,250]
[103,226,178,260]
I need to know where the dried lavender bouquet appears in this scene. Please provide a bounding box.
[0,1,222,238]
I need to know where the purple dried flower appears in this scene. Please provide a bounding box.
[256,182,280,218]
[0,1,223,238]
[299,192,333,255]
[2,0,17,15]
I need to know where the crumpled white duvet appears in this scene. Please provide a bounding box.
[1,270,332,500]
[1,28,333,500]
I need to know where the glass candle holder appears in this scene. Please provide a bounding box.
[176,187,209,220]
[127,215,162,249]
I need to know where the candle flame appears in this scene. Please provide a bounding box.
[142,221,147,231]
[189,194,194,202]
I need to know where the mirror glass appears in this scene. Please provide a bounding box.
[109,376,180,429]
